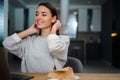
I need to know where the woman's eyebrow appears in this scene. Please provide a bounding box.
[35,11,39,13]
[36,11,47,14]
[41,11,47,14]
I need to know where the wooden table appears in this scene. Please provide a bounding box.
[15,73,120,80]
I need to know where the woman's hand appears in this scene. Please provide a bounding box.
[17,23,40,39]
[28,23,40,34]
[50,20,61,34]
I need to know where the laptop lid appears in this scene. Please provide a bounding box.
[0,46,11,80]
[0,47,34,80]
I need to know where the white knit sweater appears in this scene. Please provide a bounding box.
[3,33,70,73]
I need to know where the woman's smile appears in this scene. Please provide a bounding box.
[36,20,44,25]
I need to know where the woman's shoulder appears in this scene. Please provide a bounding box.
[59,35,69,38]
[59,35,70,42]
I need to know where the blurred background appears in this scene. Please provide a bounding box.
[1,0,120,73]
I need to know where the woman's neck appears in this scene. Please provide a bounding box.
[40,28,51,37]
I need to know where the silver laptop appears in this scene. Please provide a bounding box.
[0,47,33,80]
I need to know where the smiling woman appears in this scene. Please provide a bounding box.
[3,2,70,73]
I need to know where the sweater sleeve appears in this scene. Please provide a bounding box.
[47,34,70,61]
[2,33,26,58]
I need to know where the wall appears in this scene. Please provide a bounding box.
[8,5,15,35]
[15,8,24,31]
[101,0,112,63]
[4,0,8,38]
[0,0,4,45]
[8,5,24,35]
[78,5,101,32]
[112,0,120,68]
[28,7,36,27]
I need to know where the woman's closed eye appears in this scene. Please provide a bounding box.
[42,13,47,16]
[35,13,47,17]
[35,13,38,16]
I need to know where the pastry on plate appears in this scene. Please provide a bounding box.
[47,67,75,80]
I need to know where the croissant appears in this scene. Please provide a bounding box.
[47,67,75,80]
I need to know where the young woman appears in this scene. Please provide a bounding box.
[3,2,70,73]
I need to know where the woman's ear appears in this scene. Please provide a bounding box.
[52,16,57,23]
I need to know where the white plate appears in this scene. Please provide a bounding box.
[47,78,58,80]
[74,75,80,80]
[47,75,80,80]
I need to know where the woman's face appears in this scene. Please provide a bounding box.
[35,5,56,29]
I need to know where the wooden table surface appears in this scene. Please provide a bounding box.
[14,73,120,80]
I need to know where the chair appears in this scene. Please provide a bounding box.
[64,57,83,73]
